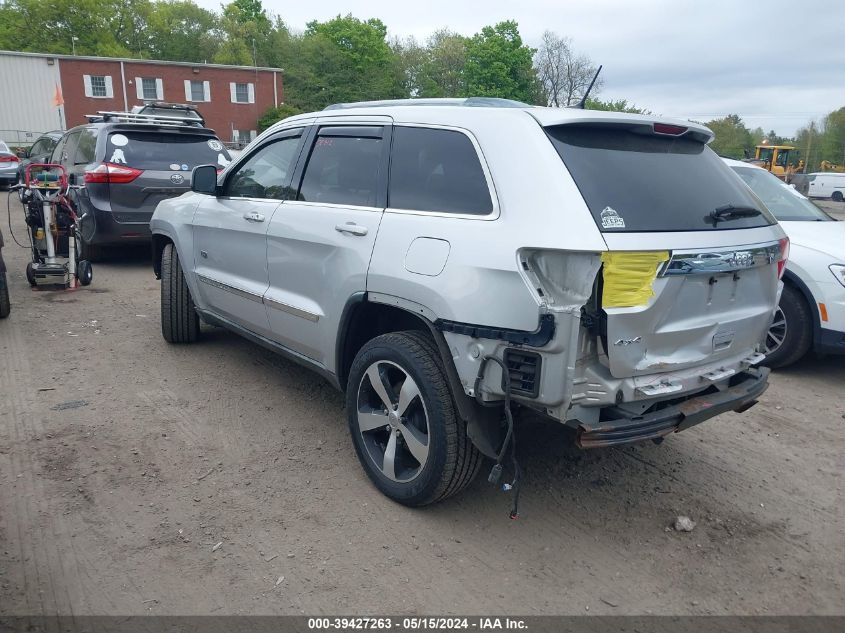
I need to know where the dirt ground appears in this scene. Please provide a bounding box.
[1,191,843,616]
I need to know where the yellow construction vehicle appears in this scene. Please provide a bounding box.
[819,160,845,173]
[752,143,804,180]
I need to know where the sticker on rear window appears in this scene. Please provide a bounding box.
[110,149,126,164]
[110,134,128,147]
[169,163,180,171]
[600,206,626,229]
[207,139,223,151]
[217,153,231,167]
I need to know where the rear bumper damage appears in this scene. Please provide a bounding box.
[576,366,769,448]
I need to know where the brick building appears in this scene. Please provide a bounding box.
[0,51,283,145]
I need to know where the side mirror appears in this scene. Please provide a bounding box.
[191,164,218,195]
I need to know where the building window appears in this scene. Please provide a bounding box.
[135,77,163,101]
[190,80,204,101]
[83,74,113,98]
[90,76,107,97]
[141,78,158,100]
[230,82,254,104]
[184,79,210,102]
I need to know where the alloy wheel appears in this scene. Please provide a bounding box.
[765,306,787,355]
[356,360,430,483]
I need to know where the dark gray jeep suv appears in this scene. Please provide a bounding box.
[50,115,231,259]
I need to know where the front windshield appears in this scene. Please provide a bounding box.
[731,166,831,222]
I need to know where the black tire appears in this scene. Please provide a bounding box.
[160,243,199,343]
[77,260,92,286]
[832,191,844,203]
[0,272,10,318]
[25,262,36,287]
[346,330,482,506]
[764,284,813,368]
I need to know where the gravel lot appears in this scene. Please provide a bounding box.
[1,191,843,616]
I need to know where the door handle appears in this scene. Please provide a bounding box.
[335,222,368,236]
[243,212,265,222]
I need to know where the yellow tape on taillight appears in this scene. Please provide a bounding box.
[601,251,669,308]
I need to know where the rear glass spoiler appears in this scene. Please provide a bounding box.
[543,120,712,144]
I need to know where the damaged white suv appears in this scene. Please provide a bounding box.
[151,98,788,509]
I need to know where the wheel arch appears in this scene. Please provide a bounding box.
[781,269,822,350]
[337,294,504,460]
[151,233,174,279]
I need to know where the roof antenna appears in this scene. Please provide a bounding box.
[576,64,602,109]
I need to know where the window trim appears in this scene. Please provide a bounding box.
[219,127,307,202]
[289,123,391,211]
[384,123,500,221]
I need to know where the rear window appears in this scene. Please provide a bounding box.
[107,132,231,170]
[546,126,776,232]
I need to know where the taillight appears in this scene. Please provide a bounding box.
[777,237,790,279]
[84,162,143,184]
[653,123,688,136]
[0,155,19,163]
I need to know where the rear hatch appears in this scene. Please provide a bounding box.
[545,121,786,379]
[99,129,231,223]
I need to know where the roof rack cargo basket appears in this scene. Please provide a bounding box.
[84,111,208,128]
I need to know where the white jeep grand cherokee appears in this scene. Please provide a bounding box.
[151,98,787,508]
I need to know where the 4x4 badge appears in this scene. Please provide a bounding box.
[600,206,626,229]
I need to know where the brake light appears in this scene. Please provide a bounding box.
[0,155,19,163]
[84,162,143,184]
[653,123,688,136]
[777,237,789,279]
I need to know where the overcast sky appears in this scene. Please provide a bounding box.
[196,0,845,136]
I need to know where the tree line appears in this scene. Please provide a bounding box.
[16,0,840,168]
[707,109,845,172]
[0,0,640,126]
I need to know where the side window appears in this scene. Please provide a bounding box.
[30,139,47,156]
[224,133,302,200]
[53,132,80,165]
[50,136,67,164]
[74,129,98,165]
[298,127,384,207]
[388,126,493,215]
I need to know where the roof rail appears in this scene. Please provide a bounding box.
[323,97,533,110]
[84,111,205,127]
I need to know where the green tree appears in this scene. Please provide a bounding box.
[144,0,219,62]
[213,0,273,65]
[820,107,845,166]
[280,14,403,110]
[418,29,468,97]
[257,103,302,131]
[0,0,151,57]
[706,114,754,159]
[585,98,649,114]
[463,21,540,103]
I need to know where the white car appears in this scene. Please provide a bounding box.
[807,172,845,202]
[724,158,845,366]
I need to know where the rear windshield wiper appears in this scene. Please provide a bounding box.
[710,204,762,224]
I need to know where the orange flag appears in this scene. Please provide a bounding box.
[52,82,64,107]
